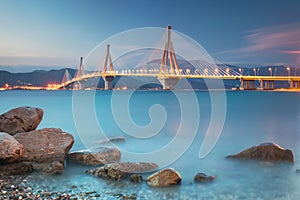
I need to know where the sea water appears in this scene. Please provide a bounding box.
[0,90,299,199]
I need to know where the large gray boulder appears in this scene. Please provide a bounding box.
[226,142,294,163]
[0,106,43,135]
[87,162,158,181]
[146,168,182,187]
[0,132,23,164]
[68,147,121,166]
[14,128,74,164]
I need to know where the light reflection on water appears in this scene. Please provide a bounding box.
[0,90,299,199]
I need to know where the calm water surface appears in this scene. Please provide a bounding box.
[0,90,299,199]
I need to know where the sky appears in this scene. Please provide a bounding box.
[0,0,300,68]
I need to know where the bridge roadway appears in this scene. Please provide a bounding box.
[56,72,300,90]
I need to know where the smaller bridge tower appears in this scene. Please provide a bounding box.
[102,44,115,90]
[75,57,85,78]
[73,57,85,90]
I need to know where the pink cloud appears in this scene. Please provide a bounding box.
[283,50,300,54]
[238,23,300,53]
[219,23,300,58]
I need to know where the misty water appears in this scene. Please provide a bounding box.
[0,90,299,199]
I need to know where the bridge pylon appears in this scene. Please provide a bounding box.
[75,57,85,78]
[73,57,85,90]
[158,25,180,90]
[61,69,71,89]
[102,44,115,90]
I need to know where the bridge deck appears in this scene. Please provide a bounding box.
[57,73,300,89]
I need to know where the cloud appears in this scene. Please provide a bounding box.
[283,50,300,54]
[217,23,300,63]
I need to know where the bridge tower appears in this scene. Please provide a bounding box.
[75,57,85,78]
[73,57,85,90]
[61,69,71,89]
[158,25,181,90]
[61,69,71,84]
[102,44,115,90]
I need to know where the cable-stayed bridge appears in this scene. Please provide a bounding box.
[57,26,300,90]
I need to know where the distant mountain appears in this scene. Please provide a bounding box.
[0,68,77,87]
[0,65,72,73]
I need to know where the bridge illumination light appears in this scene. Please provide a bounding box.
[253,68,256,76]
[226,68,230,74]
[204,68,208,75]
[268,67,272,76]
[214,68,219,74]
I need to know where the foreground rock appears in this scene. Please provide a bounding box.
[0,132,23,164]
[14,128,74,174]
[226,142,294,163]
[14,128,74,164]
[194,173,215,183]
[296,169,300,173]
[0,106,43,135]
[87,162,158,181]
[41,161,64,175]
[68,147,121,166]
[0,162,33,176]
[130,174,143,183]
[146,168,181,187]
[94,136,125,145]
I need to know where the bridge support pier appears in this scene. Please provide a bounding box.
[290,80,300,88]
[289,80,294,88]
[240,79,255,90]
[158,77,180,90]
[103,76,115,90]
[259,80,274,90]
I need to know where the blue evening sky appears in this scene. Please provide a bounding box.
[0,0,300,67]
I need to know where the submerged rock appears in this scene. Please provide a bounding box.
[146,168,182,187]
[296,169,300,173]
[14,128,74,164]
[94,136,125,145]
[0,162,33,176]
[130,174,143,183]
[0,106,43,135]
[0,132,23,164]
[68,147,121,166]
[41,161,64,175]
[226,142,294,163]
[87,162,158,181]
[194,173,215,183]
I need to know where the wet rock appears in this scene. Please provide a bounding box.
[194,173,215,183]
[68,147,121,166]
[122,193,137,200]
[0,106,43,135]
[94,136,125,145]
[14,128,74,164]
[226,142,294,163]
[41,161,64,175]
[130,174,143,183]
[0,132,23,164]
[146,168,182,187]
[0,162,33,175]
[87,162,158,181]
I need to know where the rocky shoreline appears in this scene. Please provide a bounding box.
[0,106,298,199]
[0,174,107,199]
